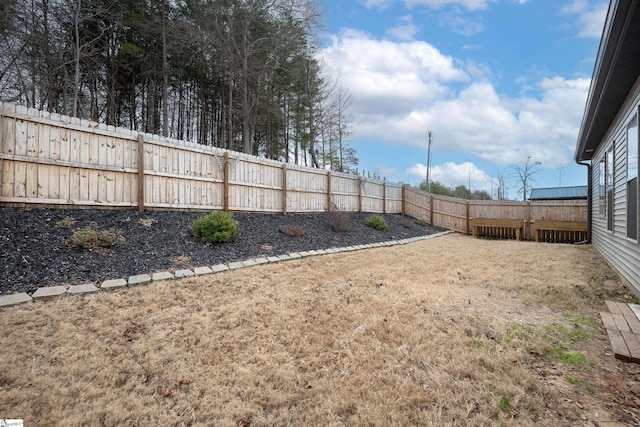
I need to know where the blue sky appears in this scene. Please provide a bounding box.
[316,0,608,199]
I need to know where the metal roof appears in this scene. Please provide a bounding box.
[529,186,589,200]
[575,0,640,162]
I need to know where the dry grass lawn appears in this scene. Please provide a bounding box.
[2,233,640,426]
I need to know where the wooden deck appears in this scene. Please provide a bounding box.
[601,301,640,363]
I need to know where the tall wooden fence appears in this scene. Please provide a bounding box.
[0,102,586,240]
[403,188,587,240]
[0,103,402,213]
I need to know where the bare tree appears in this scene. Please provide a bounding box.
[495,169,509,200]
[512,156,541,202]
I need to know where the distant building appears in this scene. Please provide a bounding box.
[574,0,640,295]
[529,186,588,201]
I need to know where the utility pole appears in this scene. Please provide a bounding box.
[491,173,494,200]
[558,166,564,187]
[426,130,432,193]
[467,159,471,197]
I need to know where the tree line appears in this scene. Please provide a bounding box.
[0,0,358,172]
[419,181,492,200]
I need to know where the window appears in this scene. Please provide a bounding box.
[607,148,614,231]
[628,112,638,240]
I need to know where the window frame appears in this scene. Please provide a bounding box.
[627,108,639,241]
[607,147,614,232]
[599,159,606,217]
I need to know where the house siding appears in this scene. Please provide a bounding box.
[591,75,640,295]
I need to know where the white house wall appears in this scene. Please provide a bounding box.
[592,75,640,295]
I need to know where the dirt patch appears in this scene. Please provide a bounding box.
[1,234,639,426]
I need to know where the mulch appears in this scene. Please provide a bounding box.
[0,208,444,295]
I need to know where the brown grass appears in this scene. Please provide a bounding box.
[1,234,639,426]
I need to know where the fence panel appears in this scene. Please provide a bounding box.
[432,195,469,233]
[404,187,432,221]
[361,179,384,213]
[0,104,139,207]
[230,155,283,212]
[468,201,528,219]
[529,201,588,240]
[330,173,359,211]
[385,183,403,214]
[286,166,328,213]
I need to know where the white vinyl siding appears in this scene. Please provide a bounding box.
[591,75,640,296]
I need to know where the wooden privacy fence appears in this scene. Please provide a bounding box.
[403,187,587,241]
[0,103,402,214]
[0,102,587,240]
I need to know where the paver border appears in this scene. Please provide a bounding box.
[0,230,454,308]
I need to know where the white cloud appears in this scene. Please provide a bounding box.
[561,0,608,39]
[319,30,591,173]
[374,165,397,177]
[386,15,420,41]
[361,0,496,11]
[439,13,485,35]
[406,161,494,191]
[361,0,394,10]
[404,0,496,10]
[319,29,467,118]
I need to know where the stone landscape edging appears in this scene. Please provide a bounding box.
[0,231,455,308]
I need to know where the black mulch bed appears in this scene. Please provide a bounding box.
[0,208,445,296]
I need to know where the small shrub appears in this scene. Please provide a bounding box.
[139,217,157,228]
[414,219,429,227]
[326,203,350,233]
[280,225,305,237]
[398,219,413,229]
[55,216,76,227]
[365,215,388,230]
[191,211,238,244]
[70,226,124,250]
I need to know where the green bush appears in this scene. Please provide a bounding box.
[192,211,238,243]
[70,226,124,250]
[365,215,388,230]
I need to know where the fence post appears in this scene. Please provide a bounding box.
[327,170,332,210]
[137,135,145,212]
[381,180,386,214]
[401,184,406,215]
[466,201,470,235]
[223,151,230,212]
[526,201,531,240]
[359,177,363,213]
[430,195,434,225]
[0,105,5,199]
[282,163,287,214]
